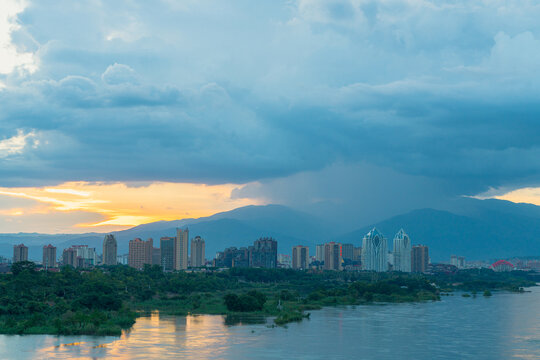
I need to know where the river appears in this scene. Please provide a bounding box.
[1,286,539,359]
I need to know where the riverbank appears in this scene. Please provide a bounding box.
[0,263,535,335]
[4,286,540,360]
[130,267,442,328]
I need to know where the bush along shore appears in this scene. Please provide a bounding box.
[0,262,536,335]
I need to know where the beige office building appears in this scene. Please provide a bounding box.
[103,234,117,266]
[128,238,153,270]
[175,228,189,270]
[292,245,309,270]
[42,244,57,269]
[324,242,342,271]
[13,244,28,263]
[190,236,205,267]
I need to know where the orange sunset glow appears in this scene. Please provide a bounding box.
[495,187,540,206]
[0,181,262,233]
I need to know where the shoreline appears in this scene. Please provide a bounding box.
[0,266,536,336]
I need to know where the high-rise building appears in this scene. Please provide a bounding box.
[175,228,189,270]
[13,244,28,263]
[128,238,153,270]
[160,237,175,271]
[42,244,57,269]
[190,236,205,267]
[412,245,429,273]
[214,247,249,268]
[249,237,278,268]
[353,246,362,261]
[362,228,388,272]
[60,245,97,268]
[450,255,466,269]
[341,244,354,261]
[72,245,97,268]
[152,248,161,266]
[102,234,117,266]
[292,245,309,269]
[393,229,412,272]
[62,247,77,267]
[117,254,128,265]
[278,254,292,268]
[315,244,325,262]
[324,242,342,271]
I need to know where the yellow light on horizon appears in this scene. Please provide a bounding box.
[494,187,540,206]
[0,181,262,233]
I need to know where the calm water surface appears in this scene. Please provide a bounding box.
[1,286,539,359]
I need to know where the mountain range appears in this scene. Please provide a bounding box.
[1,198,539,262]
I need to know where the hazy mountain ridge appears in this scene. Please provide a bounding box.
[0,205,325,259]
[336,207,540,261]
[1,200,539,262]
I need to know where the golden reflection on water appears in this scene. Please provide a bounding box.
[37,312,237,359]
[26,288,540,359]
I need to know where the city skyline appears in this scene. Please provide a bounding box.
[9,228,538,274]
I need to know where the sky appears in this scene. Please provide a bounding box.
[1,0,540,233]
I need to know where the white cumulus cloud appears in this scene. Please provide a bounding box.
[0,129,38,158]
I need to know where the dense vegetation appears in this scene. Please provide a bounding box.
[0,263,535,335]
[0,262,136,336]
[428,268,536,293]
[224,291,267,312]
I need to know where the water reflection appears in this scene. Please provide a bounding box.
[224,314,268,326]
[2,287,539,359]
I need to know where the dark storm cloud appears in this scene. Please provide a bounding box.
[0,0,539,200]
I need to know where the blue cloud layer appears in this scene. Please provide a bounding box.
[0,0,539,199]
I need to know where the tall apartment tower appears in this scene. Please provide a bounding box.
[353,246,362,261]
[292,245,309,270]
[249,237,278,268]
[72,245,97,268]
[102,234,117,266]
[393,229,412,272]
[362,228,388,272]
[324,242,342,271]
[62,247,77,267]
[152,248,161,266]
[190,236,205,267]
[341,244,354,261]
[412,245,429,273]
[160,237,175,271]
[128,238,153,270]
[42,244,57,269]
[175,228,189,270]
[315,244,325,262]
[13,244,28,263]
[450,255,465,269]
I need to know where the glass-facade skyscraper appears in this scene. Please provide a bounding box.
[362,228,388,272]
[393,229,411,272]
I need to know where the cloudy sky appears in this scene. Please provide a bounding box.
[1,0,540,233]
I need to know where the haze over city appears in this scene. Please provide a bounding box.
[1,0,540,234]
